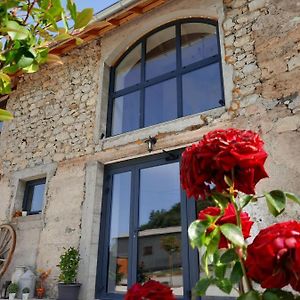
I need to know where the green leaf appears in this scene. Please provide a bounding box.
[220,248,238,264]
[0,108,13,121]
[17,55,34,69]
[194,277,211,296]
[201,250,210,276]
[240,195,255,208]
[265,190,286,217]
[212,192,230,209]
[238,290,261,300]
[188,220,209,249]
[220,223,245,247]
[206,227,220,255]
[263,291,280,300]
[67,0,77,20]
[224,175,233,187]
[22,63,39,73]
[0,72,11,94]
[215,278,232,294]
[285,192,300,205]
[264,289,294,300]
[230,261,243,284]
[215,263,227,279]
[5,20,29,40]
[74,8,93,29]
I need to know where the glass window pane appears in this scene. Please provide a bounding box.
[182,63,223,116]
[138,163,183,296]
[146,26,176,79]
[144,78,177,127]
[112,91,140,135]
[115,44,141,91]
[107,172,131,293]
[30,183,46,212]
[181,23,218,67]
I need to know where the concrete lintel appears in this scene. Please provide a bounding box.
[79,161,104,300]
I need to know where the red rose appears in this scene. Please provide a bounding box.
[125,280,176,300]
[245,221,300,292]
[198,203,253,248]
[180,128,268,200]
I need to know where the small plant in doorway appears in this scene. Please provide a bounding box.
[57,247,81,300]
[22,287,30,300]
[7,283,18,300]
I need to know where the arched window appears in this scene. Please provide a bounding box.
[107,19,224,136]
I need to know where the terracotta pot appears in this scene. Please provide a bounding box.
[36,287,45,299]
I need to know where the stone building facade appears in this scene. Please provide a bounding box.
[0,0,299,299]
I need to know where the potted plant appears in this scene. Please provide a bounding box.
[22,287,30,300]
[7,283,18,300]
[57,247,81,300]
[36,269,51,299]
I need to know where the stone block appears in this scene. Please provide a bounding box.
[275,115,300,133]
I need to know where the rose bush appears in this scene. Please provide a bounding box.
[125,280,176,300]
[246,221,300,291]
[180,128,268,199]
[198,203,253,248]
[182,128,300,300]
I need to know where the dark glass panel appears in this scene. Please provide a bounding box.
[138,163,183,296]
[146,26,176,79]
[107,172,131,293]
[115,44,141,91]
[182,63,223,116]
[112,91,140,135]
[144,78,177,127]
[181,23,218,67]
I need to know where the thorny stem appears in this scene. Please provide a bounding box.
[229,170,253,294]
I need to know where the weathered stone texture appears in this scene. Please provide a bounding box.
[0,41,101,174]
[0,0,299,298]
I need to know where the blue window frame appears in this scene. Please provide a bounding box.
[96,152,199,299]
[96,152,236,299]
[107,19,224,136]
[22,178,46,215]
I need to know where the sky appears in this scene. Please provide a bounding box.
[74,0,119,15]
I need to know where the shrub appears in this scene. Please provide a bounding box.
[22,287,30,293]
[58,247,80,284]
[7,283,18,294]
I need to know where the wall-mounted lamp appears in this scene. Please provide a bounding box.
[145,136,157,152]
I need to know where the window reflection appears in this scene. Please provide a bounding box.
[107,172,131,293]
[115,44,141,91]
[181,23,218,66]
[138,163,183,296]
[182,63,223,116]
[146,26,176,79]
[112,91,140,135]
[144,78,177,127]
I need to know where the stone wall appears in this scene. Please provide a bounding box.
[0,0,299,299]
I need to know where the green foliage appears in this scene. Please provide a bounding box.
[220,248,238,264]
[237,290,261,300]
[140,203,181,230]
[7,282,18,293]
[22,287,30,293]
[0,0,94,96]
[194,277,212,296]
[0,108,13,121]
[264,190,286,217]
[188,219,209,249]
[220,223,245,247]
[263,289,295,300]
[58,247,80,284]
